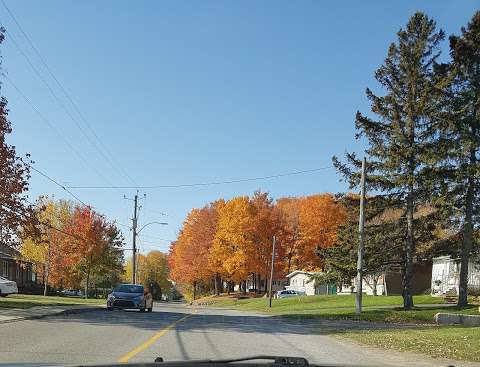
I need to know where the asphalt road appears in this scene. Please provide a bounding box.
[1,302,477,367]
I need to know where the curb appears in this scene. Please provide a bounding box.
[0,306,104,324]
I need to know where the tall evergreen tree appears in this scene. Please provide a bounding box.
[333,13,445,309]
[436,12,480,307]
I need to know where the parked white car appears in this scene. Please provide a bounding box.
[61,289,83,297]
[0,276,18,297]
[275,289,299,299]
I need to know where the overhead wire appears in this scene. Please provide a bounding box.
[67,166,335,189]
[0,14,129,185]
[2,73,112,185]
[24,161,88,206]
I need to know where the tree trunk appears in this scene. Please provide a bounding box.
[372,276,378,296]
[242,280,247,294]
[458,148,475,307]
[193,281,196,300]
[403,186,415,310]
[84,270,90,299]
[214,273,219,296]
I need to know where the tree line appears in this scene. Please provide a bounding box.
[168,192,345,299]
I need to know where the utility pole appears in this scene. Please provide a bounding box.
[44,227,52,297]
[268,235,276,308]
[355,157,367,316]
[132,193,139,284]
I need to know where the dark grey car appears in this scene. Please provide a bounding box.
[107,284,152,312]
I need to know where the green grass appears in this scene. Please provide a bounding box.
[0,294,104,309]
[340,326,480,362]
[202,294,479,324]
[209,294,444,310]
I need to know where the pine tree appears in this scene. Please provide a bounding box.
[333,13,445,309]
[436,12,480,306]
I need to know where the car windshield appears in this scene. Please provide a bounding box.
[1,2,477,367]
[114,285,144,293]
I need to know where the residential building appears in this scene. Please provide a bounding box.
[338,263,432,296]
[0,243,39,291]
[431,256,480,296]
[285,270,336,295]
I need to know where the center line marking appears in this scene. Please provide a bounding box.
[117,313,191,363]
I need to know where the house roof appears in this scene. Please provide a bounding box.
[286,270,320,278]
[0,243,30,263]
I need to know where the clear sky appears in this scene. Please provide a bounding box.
[1,1,478,254]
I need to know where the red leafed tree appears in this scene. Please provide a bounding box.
[63,206,109,296]
[0,27,35,247]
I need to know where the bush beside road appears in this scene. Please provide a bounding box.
[0,294,105,309]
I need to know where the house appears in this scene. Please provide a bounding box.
[238,275,288,293]
[285,270,336,295]
[338,263,432,296]
[431,256,480,296]
[0,243,39,291]
[337,274,386,295]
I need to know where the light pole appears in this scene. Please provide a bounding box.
[133,221,168,284]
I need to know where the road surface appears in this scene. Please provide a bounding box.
[1,302,477,366]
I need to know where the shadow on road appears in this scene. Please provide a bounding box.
[34,304,432,336]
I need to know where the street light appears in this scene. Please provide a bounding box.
[137,221,168,235]
[132,221,168,284]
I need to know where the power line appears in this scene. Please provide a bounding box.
[25,162,88,206]
[2,74,113,185]
[67,166,334,189]
[0,11,132,185]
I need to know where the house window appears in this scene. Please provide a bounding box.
[2,260,8,278]
[302,279,305,286]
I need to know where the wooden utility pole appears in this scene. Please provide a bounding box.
[43,227,52,297]
[355,157,367,316]
[268,235,276,308]
[131,192,139,284]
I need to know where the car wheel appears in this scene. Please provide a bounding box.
[107,306,113,311]
[140,308,146,312]
[148,307,153,312]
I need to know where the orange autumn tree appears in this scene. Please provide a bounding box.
[250,191,284,293]
[296,194,347,270]
[63,206,109,296]
[275,197,302,274]
[169,200,223,299]
[210,196,255,289]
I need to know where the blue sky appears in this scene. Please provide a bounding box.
[1,1,478,254]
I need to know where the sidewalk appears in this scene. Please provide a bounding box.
[0,304,104,324]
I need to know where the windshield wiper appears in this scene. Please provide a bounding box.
[154,356,309,366]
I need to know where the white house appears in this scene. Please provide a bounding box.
[431,256,480,296]
[285,270,336,295]
[337,274,386,296]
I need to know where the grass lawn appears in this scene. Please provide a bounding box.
[339,326,480,362]
[200,294,479,324]
[0,294,105,309]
